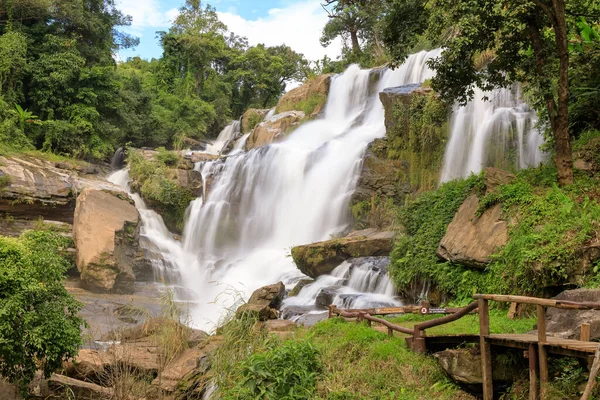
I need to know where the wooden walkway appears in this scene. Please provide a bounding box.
[329,293,600,400]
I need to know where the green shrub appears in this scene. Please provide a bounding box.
[223,340,321,400]
[127,148,195,233]
[390,174,486,301]
[481,170,600,295]
[0,230,83,390]
[155,146,180,166]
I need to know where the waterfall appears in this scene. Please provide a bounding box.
[440,85,545,182]
[170,50,439,329]
[203,121,241,155]
[283,257,399,312]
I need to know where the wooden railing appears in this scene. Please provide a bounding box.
[329,294,600,400]
[328,302,479,342]
[473,294,600,400]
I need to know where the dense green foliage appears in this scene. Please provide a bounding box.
[481,167,600,295]
[128,148,195,233]
[0,230,83,388]
[390,166,600,301]
[0,0,310,160]
[223,340,320,399]
[390,174,486,301]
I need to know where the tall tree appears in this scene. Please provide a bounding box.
[383,0,600,186]
[320,0,383,58]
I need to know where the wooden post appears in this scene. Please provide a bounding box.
[537,305,548,400]
[529,344,538,400]
[357,312,365,324]
[411,327,426,353]
[479,298,493,400]
[581,345,600,400]
[388,327,393,337]
[328,305,333,319]
[366,318,372,327]
[581,323,591,342]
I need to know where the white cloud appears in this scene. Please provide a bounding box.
[217,1,341,62]
[116,0,177,34]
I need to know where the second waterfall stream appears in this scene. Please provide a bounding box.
[110,49,545,330]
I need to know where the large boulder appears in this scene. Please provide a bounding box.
[0,155,117,223]
[276,74,332,116]
[241,108,271,134]
[73,188,149,293]
[546,289,600,340]
[291,229,395,278]
[435,348,520,385]
[245,110,305,151]
[379,84,429,135]
[152,336,222,393]
[236,282,285,321]
[437,194,508,269]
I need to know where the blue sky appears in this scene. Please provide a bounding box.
[116,0,341,62]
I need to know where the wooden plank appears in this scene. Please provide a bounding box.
[479,298,493,400]
[474,294,557,307]
[473,294,600,310]
[529,344,538,400]
[581,323,591,342]
[414,301,479,330]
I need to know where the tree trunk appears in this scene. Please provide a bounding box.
[350,29,361,54]
[552,0,573,186]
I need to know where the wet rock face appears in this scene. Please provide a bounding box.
[352,139,407,205]
[276,74,332,117]
[236,282,286,321]
[73,188,148,293]
[0,155,115,223]
[291,229,395,278]
[241,108,271,134]
[546,289,600,341]
[245,110,306,151]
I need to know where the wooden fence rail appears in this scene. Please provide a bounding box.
[328,294,600,400]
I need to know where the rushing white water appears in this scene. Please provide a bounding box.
[108,170,190,285]
[283,257,399,311]
[169,50,440,329]
[440,85,545,182]
[203,121,241,155]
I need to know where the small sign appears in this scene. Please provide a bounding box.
[428,308,447,314]
[420,307,447,314]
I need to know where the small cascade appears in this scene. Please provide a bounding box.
[203,120,241,155]
[108,169,192,285]
[440,85,545,182]
[283,257,400,314]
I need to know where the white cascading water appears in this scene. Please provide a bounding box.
[228,108,275,155]
[167,50,440,329]
[203,120,241,155]
[283,257,398,312]
[440,85,545,182]
[108,170,192,286]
